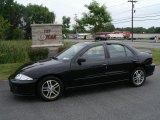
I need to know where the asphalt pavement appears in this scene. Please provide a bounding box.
[0,67,160,120]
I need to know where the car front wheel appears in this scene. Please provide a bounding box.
[38,76,64,101]
[130,68,146,87]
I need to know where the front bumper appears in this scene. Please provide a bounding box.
[145,64,155,77]
[9,79,37,96]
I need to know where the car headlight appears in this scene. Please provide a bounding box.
[15,74,33,80]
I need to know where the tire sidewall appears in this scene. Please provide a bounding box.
[131,67,146,87]
[37,76,64,101]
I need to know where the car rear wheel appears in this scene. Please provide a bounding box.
[38,76,64,101]
[130,68,146,87]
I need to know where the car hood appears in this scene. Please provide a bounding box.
[22,58,62,71]
[9,58,63,79]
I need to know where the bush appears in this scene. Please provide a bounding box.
[28,47,49,61]
[13,28,24,40]
[0,40,31,64]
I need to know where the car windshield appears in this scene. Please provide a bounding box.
[56,44,85,60]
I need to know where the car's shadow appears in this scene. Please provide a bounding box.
[64,81,131,97]
[64,79,151,98]
[12,80,151,102]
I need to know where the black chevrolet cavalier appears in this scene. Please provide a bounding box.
[9,42,155,101]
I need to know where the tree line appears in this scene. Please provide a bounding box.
[62,0,160,38]
[1,0,159,40]
[0,0,55,40]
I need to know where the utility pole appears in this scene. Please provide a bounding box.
[128,0,137,42]
[74,14,78,39]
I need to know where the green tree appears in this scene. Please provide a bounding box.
[0,16,10,39]
[24,4,56,39]
[134,27,146,33]
[25,4,55,24]
[102,23,115,32]
[0,0,25,39]
[62,16,70,38]
[0,1,56,40]
[0,0,15,21]
[147,27,155,33]
[73,19,86,33]
[155,27,160,33]
[80,0,112,33]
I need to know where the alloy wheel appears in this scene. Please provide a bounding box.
[133,70,145,86]
[41,80,60,99]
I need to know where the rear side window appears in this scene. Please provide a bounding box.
[107,44,126,58]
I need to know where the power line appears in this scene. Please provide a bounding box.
[113,14,160,22]
[113,3,160,16]
[135,18,160,21]
[113,18,160,24]
[113,18,132,22]
[113,12,160,22]
[136,3,160,10]
[113,20,131,24]
[135,14,160,18]
[107,0,153,9]
[107,0,148,8]
[107,0,149,9]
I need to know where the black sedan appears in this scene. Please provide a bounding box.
[9,42,155,101]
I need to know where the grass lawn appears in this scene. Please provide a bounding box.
[0,41,77,80]
[0,63,24,80]
[135,47,160,65]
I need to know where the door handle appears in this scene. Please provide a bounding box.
[102,64,107,66]
[102,64,107,69]
[132,60,137,63]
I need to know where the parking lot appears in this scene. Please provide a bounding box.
[0,67,160,120]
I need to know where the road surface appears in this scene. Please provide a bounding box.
[0,67,160,120]
[64,39,160,49]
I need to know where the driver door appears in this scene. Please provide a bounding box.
[70,45,109,87]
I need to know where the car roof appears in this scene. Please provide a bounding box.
[75,41,127,46]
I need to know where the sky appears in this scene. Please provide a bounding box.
[15,0,160,28]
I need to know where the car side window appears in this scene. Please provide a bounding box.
[81,45,105,61]
[125,47,134,57]
[107,44,126,58]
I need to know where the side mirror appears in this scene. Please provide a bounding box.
[77,58,86,65]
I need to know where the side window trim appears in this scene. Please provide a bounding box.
[124,46,135,57]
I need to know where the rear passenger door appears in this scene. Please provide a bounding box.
[106,43,137,81]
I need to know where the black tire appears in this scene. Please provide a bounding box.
[130,67,146,87]
[37,76,64,101]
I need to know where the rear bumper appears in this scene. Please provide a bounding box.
[145,64,155,77]
[9,79,37,96]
